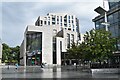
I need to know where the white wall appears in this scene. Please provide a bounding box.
[20,24,79,66]
[21,25,61,65]
[20,40,24,65]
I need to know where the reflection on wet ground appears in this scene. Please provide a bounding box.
[0,66,120,80]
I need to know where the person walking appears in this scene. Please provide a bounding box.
[15,63,19,69]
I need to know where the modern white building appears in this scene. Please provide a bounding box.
[20,13,80,66]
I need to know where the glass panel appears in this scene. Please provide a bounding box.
[26,32,42,66]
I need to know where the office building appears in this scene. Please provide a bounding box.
[20,13,80,66]
[93,1,120,50]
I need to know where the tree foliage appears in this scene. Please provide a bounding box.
[67,29,116,63]
[67,42,83,60]
[2,43,20,64]
[83,29,116,62]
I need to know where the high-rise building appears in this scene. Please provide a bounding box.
[20,13,80,66]
[35,13,80,39]
[92,1,120,50]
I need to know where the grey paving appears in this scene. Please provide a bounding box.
[0,66,120,79]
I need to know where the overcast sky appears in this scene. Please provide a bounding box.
[1,0,106,47]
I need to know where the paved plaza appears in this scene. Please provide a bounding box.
[0,66,120,80]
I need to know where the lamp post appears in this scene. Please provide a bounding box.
[94,6,109,31]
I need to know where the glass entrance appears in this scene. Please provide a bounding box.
[26,32,42,66]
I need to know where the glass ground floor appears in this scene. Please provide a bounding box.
[26,32,42,66]
[27,54,42,66]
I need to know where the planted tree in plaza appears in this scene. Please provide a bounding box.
[67,29,116,68]
[2,43,20,64]
[11,46,20,64]
[67,42,83,70]
[83,29,116,63]
[2,43,12,63]
[67,42,83,63]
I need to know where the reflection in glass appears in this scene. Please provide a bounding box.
[26,32,42,66]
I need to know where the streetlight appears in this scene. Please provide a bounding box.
[94,6,109,31]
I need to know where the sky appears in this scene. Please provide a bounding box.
[1,0,106,47]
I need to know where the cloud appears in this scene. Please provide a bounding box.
[2,1,104,47]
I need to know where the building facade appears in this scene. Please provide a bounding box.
[20,13,80,66]
[93,1,120,50]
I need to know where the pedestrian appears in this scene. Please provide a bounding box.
[7,63,10,70]
[15,63,19,69]
[41,63,44,68]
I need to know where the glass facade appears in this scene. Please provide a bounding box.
[109,1,120,9]
[94,1,120,50]
[26,32,42,66]
[95,18,105,30]
[108,11,119,38]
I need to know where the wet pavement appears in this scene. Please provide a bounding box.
[0,66,120,80]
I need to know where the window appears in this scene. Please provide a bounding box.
[68,28,71,30]
[48,16,50,20]
[113,12,118,23]
[64,24,67,27]
[69,16,70,19]
[52,18,55,21]
[108,14,113,24]
[57,16,59,21]
[72,20,74,23]
[61,23,62,26]
[69,20,70,23]
[73,25,74,28]
[71,34,74,43]
[52,22,55,25]
[60,16,62,22]
[48,21,50,25]
[44,21,46,25]
[57,16,59,24]
[67,33,70,48]
[72,16,73,19]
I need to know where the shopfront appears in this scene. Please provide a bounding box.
[26,32,42,66]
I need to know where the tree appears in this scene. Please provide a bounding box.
[67,29,116,69]
[67,42,84,70]
[83,29,116,63]
[2,43,12,63]
[11,46,20,63]
[2,43,20,64]
[67,42,82,61]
